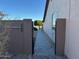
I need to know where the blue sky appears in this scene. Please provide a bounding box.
[0,0,46,20]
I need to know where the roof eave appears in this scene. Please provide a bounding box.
[43,0,50,22]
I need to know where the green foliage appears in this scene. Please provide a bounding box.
[34,20,43,29]
[34,20,43,26]
[34,21,37,26]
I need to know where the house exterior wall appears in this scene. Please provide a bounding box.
[43,0,79,59]
[66,0,79,59]
[43,0,55,43]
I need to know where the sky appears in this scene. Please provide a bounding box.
[0,0,46,21]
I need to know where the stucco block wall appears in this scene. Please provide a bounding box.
[43,0,79,59]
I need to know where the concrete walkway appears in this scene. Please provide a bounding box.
[34,29,66,59]
[34,29,54,56]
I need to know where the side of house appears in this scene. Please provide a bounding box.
[43,0,55,43]
[43,0,79,59]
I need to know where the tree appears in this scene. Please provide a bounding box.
[34,20,43,29]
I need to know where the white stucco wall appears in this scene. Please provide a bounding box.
[43,0,79,59]
[43,0,55,43]
[65,0,79,59]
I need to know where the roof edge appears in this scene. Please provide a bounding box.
[43,0,50,22]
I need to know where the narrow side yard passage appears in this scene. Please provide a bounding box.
[34,29,66,59]
[34,29,54,56]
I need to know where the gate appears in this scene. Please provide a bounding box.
[0,19,32,57]
[8,20,32,55]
